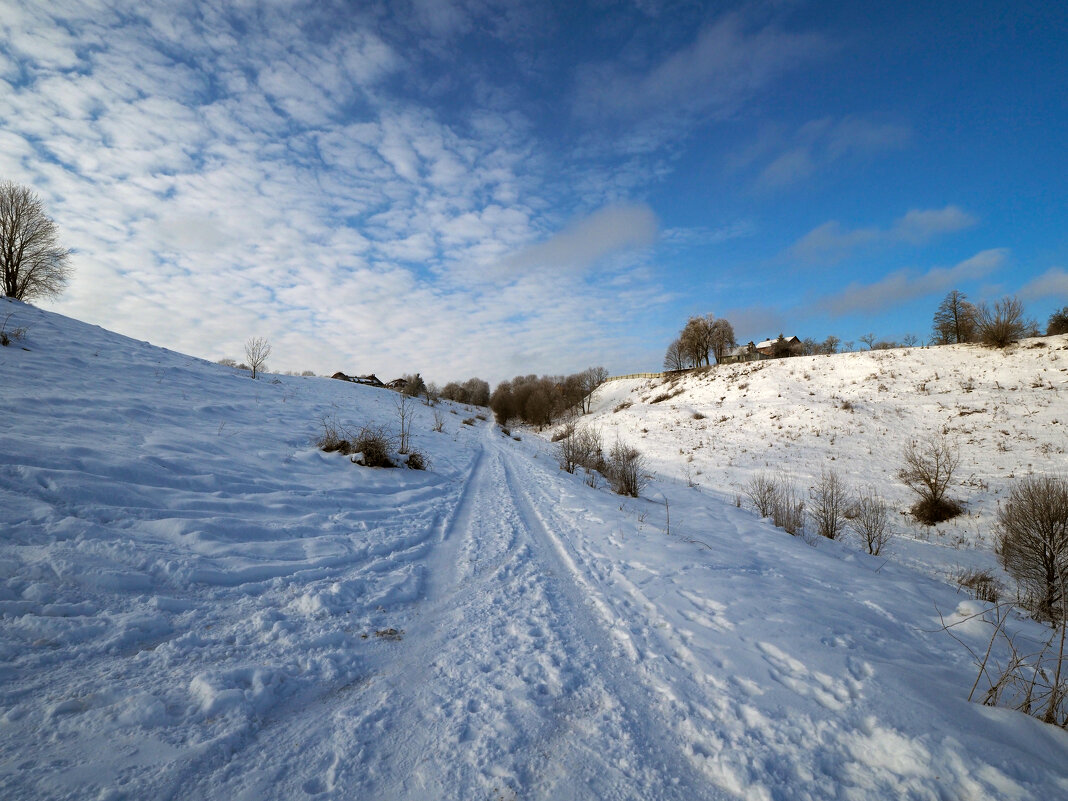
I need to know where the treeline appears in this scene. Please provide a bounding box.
[490,367,608,427]
[439,377,490,407]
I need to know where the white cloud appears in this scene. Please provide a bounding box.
[500,205,659,276]
[1,1,677,382]
[747,116,911,190]
[574,13,827,125]
[1018,267,1068,300]
[817,249,1007,315]
[791,205,977,262]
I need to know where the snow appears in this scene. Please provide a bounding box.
[1,296,1067,800]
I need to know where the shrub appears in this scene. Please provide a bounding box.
[745,472,805,535]
[899,435,962,524]
[744,472,778,518]
[995,475,1068,620]
[849,488,893,555]
[955,567,1001,603]
[809,468,850,540]
[605,439,647,497]
[975,296,1028,348]
[351,427,395,468]
[462,417,475,426]
[317,415,351,453]
[405,450,428,470]
[556,426,604,475]
[1048,307,1068,336]
[770,476,805,536]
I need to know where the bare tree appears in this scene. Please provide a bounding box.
[679,315,714,367]
[850,487,893,555]
[932,290,978,345]
[244,336,271,379]
[899,434,961,523]
[996,475,1068,620]
[821,335,840,355]
[809,468,850,540]
[396,392,413,454]
[663,338,685,371]
[709,318,736,364]
[859,332,876,350]
[975,295,1028,348]
[1,180,72,301]
[902,333,918,348]
[579,366,609,414]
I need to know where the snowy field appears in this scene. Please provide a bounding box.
[2,297,1067,800]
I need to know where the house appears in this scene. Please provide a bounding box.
[720,335,803,364]
[330,372,385,387]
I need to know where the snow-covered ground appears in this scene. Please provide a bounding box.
[587,338,1068,582]
[2,297,1067,800]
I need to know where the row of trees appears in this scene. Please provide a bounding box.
[439,377,491,407]
[931,290,1065,346]
[490,367,608,427]
[663,313,736,370]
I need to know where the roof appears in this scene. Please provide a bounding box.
[755,336,801,349]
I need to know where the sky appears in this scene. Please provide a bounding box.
[1,0,1066,382]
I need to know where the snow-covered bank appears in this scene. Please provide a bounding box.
[2,299,1067,799]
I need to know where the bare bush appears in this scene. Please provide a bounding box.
[955,567,1001,603]
[351,427,395,468]
[849,487,893,555]
[996,475,1068,621]
[244,336,271,379]
[432,410,446,433]
[941,600,1068,727]
[770,476,805,536]
[405,449,428,470]
[899,435,962,524]
[0,311,28,346]
[975,295,1028,348]
[606,439,647,497]
[557,425,604,475]
[316,414,351,452]
[809,468,850,540]
[744,472,778,518]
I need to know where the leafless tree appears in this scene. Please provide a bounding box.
[932,289,978,344]
[859,332,876,350]
[849,487,893,555]
[809,468,850,540]
[821,335,840,355]
[975,295,1028,348]
[902,334,918,348]
[996,475,1068,620]
[396,392,413,454]
[899,434,961,523]
[579,366,609,413]
[709,318,736,364]
[663,338,685,371]
[244,336,271,379]
[1,180,72,301]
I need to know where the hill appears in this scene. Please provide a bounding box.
[2,297,1067,800]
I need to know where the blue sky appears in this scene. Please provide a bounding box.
[2,0,1065,382]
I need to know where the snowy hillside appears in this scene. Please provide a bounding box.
[2,298,1067,800]
[587,339,1068,579]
